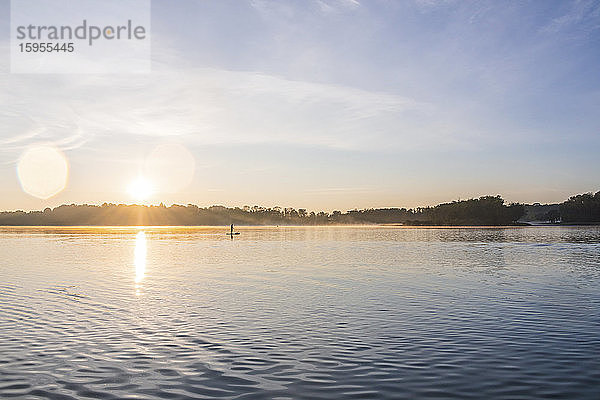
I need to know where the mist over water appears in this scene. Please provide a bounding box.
[1,226,599,399]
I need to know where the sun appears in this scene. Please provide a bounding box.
[128,177,155,201]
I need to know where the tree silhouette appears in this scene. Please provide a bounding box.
[559,191,600,223]
[0,194,534,226]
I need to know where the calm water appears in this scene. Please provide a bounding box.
[1,226,599,399]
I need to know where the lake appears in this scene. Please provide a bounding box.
[1,226,599,399]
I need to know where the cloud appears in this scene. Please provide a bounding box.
[316,0,360,14]
[0,73,89,155]
[251,0,359,18]
[2,0,558,159]
[2,66,476,155]
[541,0,600,35]
[413,0,457,12]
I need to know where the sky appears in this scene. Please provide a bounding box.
[1,0,599,211]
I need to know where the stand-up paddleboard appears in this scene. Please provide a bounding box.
[228,223,240,236]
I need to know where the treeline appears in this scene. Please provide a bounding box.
[0,195,526,226]
[559,191,600,223]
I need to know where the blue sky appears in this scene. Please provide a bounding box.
[0,0,599,211]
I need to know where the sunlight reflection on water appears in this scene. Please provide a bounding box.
[134,231,146,293]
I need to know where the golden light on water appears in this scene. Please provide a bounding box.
[17,145,68,199]
[134,231,147,289]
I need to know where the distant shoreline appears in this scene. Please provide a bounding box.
[1,190,598,226]
[1,223,599,228]
[0,196,527,226]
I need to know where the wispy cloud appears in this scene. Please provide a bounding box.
[541,0,600,35]
[412,0,457,12]
[316,0,360,14]
[1,66,463,155]
[251,0,360,17]
[2,0,590,160]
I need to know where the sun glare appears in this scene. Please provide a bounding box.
[128,177,155,201]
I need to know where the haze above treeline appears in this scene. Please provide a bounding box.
[0,191,599,226]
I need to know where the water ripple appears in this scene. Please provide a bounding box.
[0,226,599,399]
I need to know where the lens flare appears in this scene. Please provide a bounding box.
[17,145,69,199]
